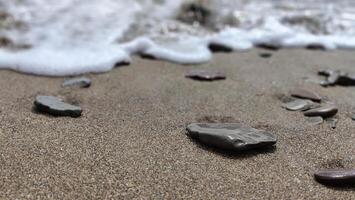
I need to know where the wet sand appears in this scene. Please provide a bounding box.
[0,49,354,199]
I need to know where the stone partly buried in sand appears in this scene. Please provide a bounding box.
[303,104,338,118]
[62,77,91,88]
[186,123,277,151]
[185,69,226,81]
[305,116,324,125]
[314,169,355,186]
[34,96,82,117]
[290,88,322,102]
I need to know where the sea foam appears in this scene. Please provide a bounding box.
[0,0,354,76]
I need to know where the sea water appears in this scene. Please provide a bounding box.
[0,0,354,76]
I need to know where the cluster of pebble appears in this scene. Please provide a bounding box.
[33,70,355,188]
[282,88,339,127]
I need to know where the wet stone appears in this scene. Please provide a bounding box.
[282,99,311,111]
[186,123,277,151]
[208,43,233,52]
[314,169,355,186]
[290,88,322,102]
[34,95,82,117]
[62,77,91,88]
[304,104,338,118]
[185,69,226,81]
[306,116,323,125]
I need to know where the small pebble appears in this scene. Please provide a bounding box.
[314,169,355,186]
[62,77,91,88]
[306,116,323,125]
[326,117,338,129]
[304,104,338,118]
[34,95,82,117]
[290,88,322,102]
[259,53,272,58]
[185,69,226,81]
[282,99,311,111]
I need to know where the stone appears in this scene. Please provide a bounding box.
[318,69,355,86]
[304,105,338,118]
[62,77,91,88]
[186,123,277,151]
[208,43,233,52]
[326,117,338,129]
[336,73,355,86]
[185,69,226,81]
[282,99,312,111]
[34,95,82,117]
[306,116,323,125]
[259,53,272,58]
[314,169,355,186]
[290,88,322,102]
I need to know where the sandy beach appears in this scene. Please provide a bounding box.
[0,49,354,199]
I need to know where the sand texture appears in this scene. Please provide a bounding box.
[0,49,354,199]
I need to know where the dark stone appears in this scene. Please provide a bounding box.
[34,96,82,117]
[304,105,338,118]
[140,53,156,60]
[290,88,322,102]
[306,116,323,125]
[256,44,280,51]
[282,99,311,111]
[62,77,91,88]
[318,69,355,86]
[259,53,272,58]
[306,44,326,50]
[186,123,277,151]
[185,69,226,81]
[314,169,355,186]
[208,43,233,53]
[177,2,211,26]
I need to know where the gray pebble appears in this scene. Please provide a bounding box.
[186,123,276,151]
[62,77,91,88]
[304,105,338,118]
[34,95,82,117]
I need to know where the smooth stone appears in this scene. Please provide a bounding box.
[282,99,311,111]
[304,105,338,118]
[314,169,355,186]
[185,69,226,81]
[62,77,91,88]
[290,88,322,102]
[352,115,355,121]
[259,53,272,58]
[306,116,323,125]
[186,123,277,151]
[208,43,233,52]
[34,95,82,117]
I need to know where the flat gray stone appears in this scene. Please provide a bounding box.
[290,88,322,102]
[62,77,91,88]
[34,95,82,117]
[314,169,355,186]
[306,116,323,125]
[282,99,312,111]
[304,104,338,118]
[185,69,226,81]
[186,123,276,151]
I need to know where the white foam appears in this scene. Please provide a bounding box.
[0,0,354,76]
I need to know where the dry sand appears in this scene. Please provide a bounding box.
[0,49,354,199]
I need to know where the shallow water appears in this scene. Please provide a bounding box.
[0,0,354,76]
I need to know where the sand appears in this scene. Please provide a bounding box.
[0,49,354,199]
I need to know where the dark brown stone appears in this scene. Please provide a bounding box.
[290,88,322,102]
[34,96,82,118]
[208,43,233,52]
[304,105,338,118]
[314,169,355,186]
